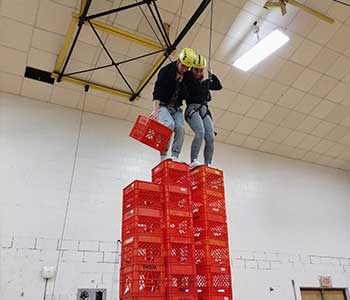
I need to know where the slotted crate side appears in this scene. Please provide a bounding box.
[196,266,232,296]
[163,184,192,214]
[152,160,190,186]
[164,213,194,238]
[123,180,163,212]
[121,235,164,266]
[122,213,163,240]
[192,188,226,218]
[190,166,224,193]
[193,216,228,241]
[165,272,197,295]
[164,237,195,265]
[194,239,230,266]
[130,115,172,152]
[119,263,166,298]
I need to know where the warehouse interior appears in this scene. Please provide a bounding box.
[1,0,350,300]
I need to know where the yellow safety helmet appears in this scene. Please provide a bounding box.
[178,48,196,68]
[193,54,207,69]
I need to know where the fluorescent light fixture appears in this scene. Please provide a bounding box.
[233,29,289,71]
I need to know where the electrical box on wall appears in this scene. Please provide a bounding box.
[77,288,106,300]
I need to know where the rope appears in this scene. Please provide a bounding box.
[175,0,184,40]
[208,0,214,78]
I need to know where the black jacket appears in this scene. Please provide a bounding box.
[184,72,222,105]
[153,61,189,107]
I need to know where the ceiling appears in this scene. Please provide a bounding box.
[1,0,350,171]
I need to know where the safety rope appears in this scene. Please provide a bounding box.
[208,0,214,79]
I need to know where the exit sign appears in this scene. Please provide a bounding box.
[320,276,332,288]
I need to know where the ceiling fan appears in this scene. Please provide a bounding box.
[264,0,335,24]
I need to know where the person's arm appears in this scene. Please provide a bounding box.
[150,67,167,119]
[209,73,223,91]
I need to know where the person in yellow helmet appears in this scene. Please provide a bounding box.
[150,48,195,161]
[184,53,223,168]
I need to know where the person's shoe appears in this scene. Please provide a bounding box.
[170,156,179,162]
[160,155,167,162]
[190,159,201,169]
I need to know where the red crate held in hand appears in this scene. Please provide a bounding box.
[130,115,172,152]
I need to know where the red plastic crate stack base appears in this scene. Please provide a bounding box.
[121,235,164,267]
[119,263,166,298]
[123,180,162,213]
[121,297,166,300]
[190,166,224,193]
[196,265,232,296]
[152,160,190,187]
[130,115,172,152]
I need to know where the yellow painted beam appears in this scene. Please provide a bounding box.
[72,13,164,50]
[288,0,334,24]
[51,73,132,98]
[80,0,86,14]
[54,17,78,73]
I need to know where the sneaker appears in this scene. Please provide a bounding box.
[160,155,167,162]
[190,159,201,169]
[170,156,179,162]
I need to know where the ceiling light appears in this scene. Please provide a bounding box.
[233,29,289,71]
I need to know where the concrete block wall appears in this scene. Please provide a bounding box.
[1,92,350,300]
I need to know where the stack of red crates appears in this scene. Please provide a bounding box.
[120,180,166,300]
[190,166,233,300]
[152,160,198,300]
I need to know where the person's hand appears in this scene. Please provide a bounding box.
[149,109,159,120]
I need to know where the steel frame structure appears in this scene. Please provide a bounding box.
[53,0,212,101]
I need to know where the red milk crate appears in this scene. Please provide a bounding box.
[198,296,232,300]
[123,180,162,212]
[119,263,165,298]
[163,185,191,214]
[164,237,195,265]
[152,160,190,186]
[193,216,228,241]
[130,115,172,152]
[196,265,232,296]
[121,297,166,300]
[121,235,164,266]
[167,295,198,300]
[122,210,163,240]
[165,264,197,295]
[190,166,224,192]
[192,187,226,218]
[194,239,230,266]
[164,211,193,238]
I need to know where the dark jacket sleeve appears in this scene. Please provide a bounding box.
[153,67,168,101]
[209,74,223,91]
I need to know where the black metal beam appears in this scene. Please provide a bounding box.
[146,2,171,47]
[129,0,212,101]
[152,1,171,46]
[88,20,135,94]
[86,0,154,20]
[57,0,92,82]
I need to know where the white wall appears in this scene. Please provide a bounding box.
[1,92,350,300]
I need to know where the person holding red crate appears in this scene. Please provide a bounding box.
[184,54,223,168]
[150,48,196,162]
